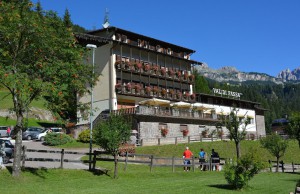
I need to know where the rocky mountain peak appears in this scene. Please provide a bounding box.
[277,67,300,81]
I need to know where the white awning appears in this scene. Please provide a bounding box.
[139,98,170,106]
[170,101,191,108]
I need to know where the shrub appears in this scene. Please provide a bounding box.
[78,129,93,143]
[44,133,74,146]
[224,148,266,190]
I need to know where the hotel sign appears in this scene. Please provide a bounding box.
[213,88,243,98]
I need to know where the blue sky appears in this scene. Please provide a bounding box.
[33,0,300,76]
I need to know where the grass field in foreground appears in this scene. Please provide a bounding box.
[0,162,299,194]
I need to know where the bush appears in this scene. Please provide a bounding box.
[224,148,266,190]
[78,129,93,143]
[44,133,74,146]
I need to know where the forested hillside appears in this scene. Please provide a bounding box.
[194,73,300,133]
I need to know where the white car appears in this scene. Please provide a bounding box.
[37,128,63,141]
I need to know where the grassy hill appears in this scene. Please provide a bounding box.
[135,140,300,163]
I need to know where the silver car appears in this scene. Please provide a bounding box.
[22,127,44,140]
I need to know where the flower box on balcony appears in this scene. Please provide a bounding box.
[160,128,169,137]
[190,93,196,100]
[143,64,151,73]
[161,89,167,97]
[153,87,159,95]
[134,85,141,94]
[176,91,182,99]
[135,63,143,71]
[115,61,121,69]
[145,86,152,95]
[183,71,189,80]
[176,71,182,79]
[115,83,122,93]
[160,67,166,76]
[189,74,195,82]
[125,61,131,70]
[184,92,190,100]
[152,65,159,74]
[182,129,189,137]
[125,83,132,92]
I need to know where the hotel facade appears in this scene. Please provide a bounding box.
[75,27,266,145]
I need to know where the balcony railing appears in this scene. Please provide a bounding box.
[115,85,196,102]
[134,106,216,120]
[110,106,218,121]
[115,61,195,83]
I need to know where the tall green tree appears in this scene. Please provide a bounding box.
[93,114,131,178]
[287,112,300,148]
[260,133,288,172]
[223,108,250,159]
[194,70,210,94]
[0,0,94,176]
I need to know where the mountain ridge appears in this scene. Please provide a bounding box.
[195,63,300,84]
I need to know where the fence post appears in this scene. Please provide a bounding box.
[175,137,178,145]
[209,156,212,171]
[92,150,97,171]
[124,151,128,171]
[172,156,175,172]
[140,139,143,146]
[211,135,213,142]
[192,156,195,172]
[200,134,202,142]
[281,161,284,172]
[150,155,154,172]
[158,138,160,146]
[60,149,64,169]
[268,160,272,172]
[292,162,295,173]
[188,136,190,144]
[21,145,27,168]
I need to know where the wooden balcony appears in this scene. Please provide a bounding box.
[112,106,218,121]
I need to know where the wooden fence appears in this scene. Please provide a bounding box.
[268,160,300,173]
[91,150,226,172]
[20,146,300,174]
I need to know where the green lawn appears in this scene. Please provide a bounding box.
[135,140,300,164]
[0,89,46,109]
[0,116,57,127]
[0,163,299,194]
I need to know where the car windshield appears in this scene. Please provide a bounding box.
[41,129,48,133]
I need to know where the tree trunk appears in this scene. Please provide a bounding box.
[235,141,241,159]
[12,112,24,177]
[113,153,118,179]
[276,157,279,172]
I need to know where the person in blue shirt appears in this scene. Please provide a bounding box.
[198,148,206,171]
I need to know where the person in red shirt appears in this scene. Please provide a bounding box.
[183,147,193,171]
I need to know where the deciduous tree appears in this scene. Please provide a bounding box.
[0,0,94,176]
[287,112,300,148]
[260,133,288,172]
[222,108,250,159]
[93,114,131,178]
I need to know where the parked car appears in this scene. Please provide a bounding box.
[22,127,44,140]
[0,138,14,164]
[0,126,9,137]
[37,127,63,141]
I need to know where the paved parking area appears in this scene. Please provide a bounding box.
[5,140,90,170]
